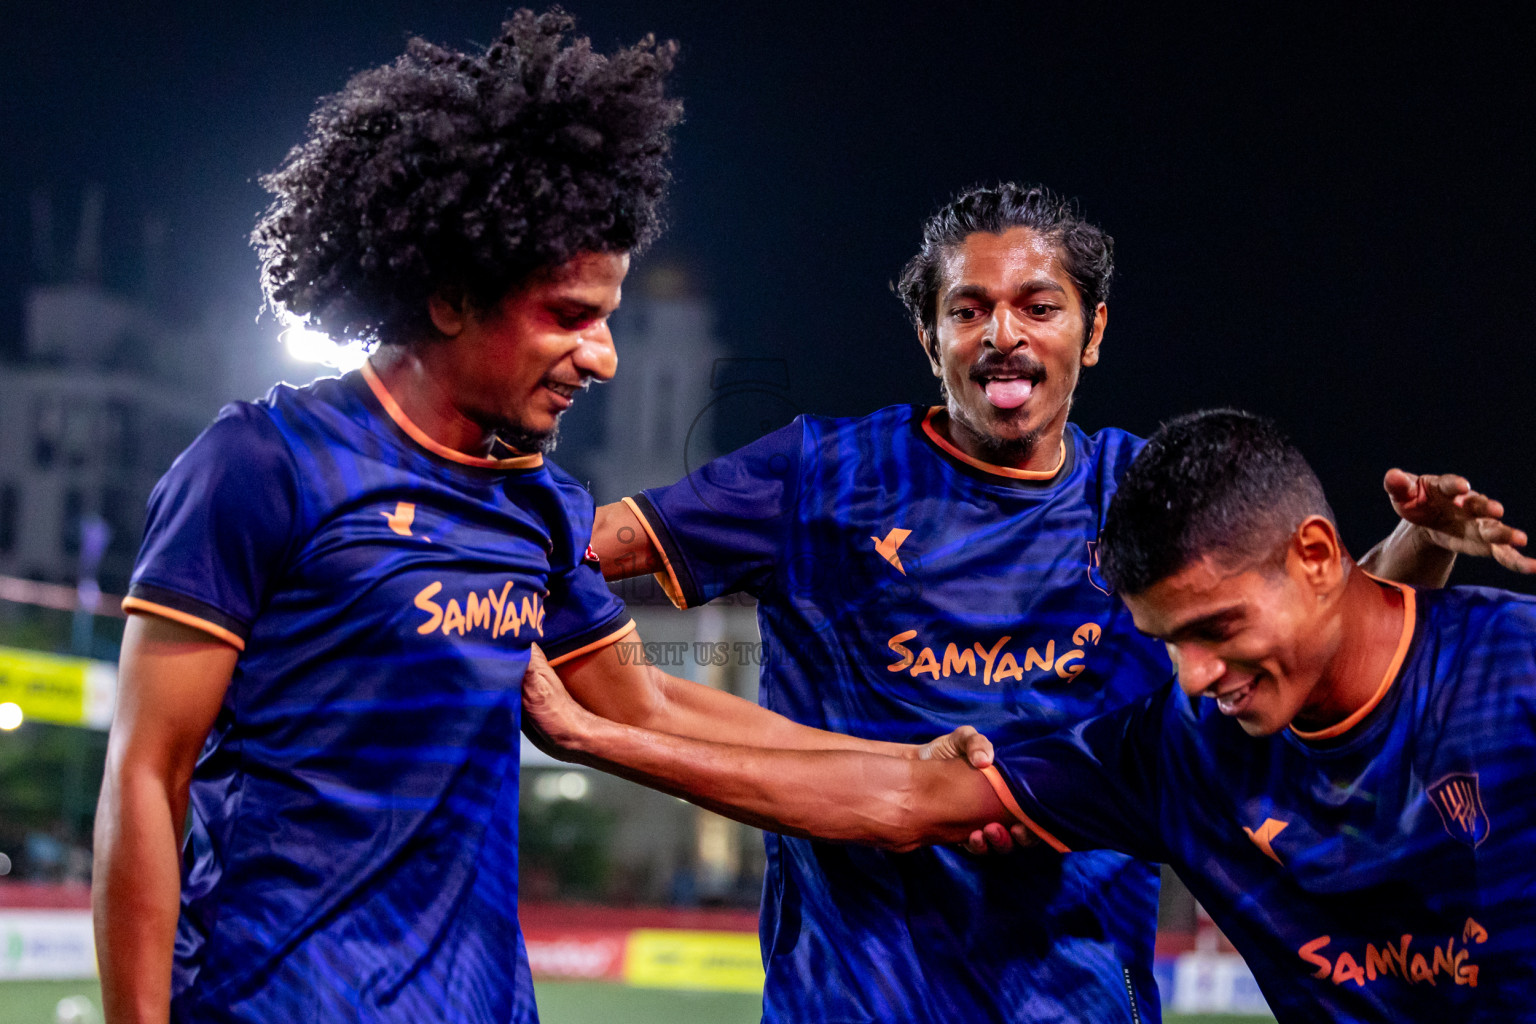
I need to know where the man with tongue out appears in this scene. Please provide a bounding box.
[585,182,1524,1024]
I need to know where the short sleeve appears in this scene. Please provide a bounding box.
[630,419,805,608]
[540,478,633,666]
[990,685,1175,863]
[124,405,300,650]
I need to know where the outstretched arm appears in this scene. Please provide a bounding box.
[1359,470,1534,587]
[531,646,1015,852]
[557,632,995,762]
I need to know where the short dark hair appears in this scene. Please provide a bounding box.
[252,8,683,347]
[1100,409,1336,595]
[894,182,1114,354]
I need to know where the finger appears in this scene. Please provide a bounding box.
[1493,545,1536,575]
[1010,824,1034,847]
[964,830,989,855]
[1383,468,1417,505]
[1430,474,1472,497]
[1454,492,1502,520]
[962,728,995,768]
[982,822,1015,852]
[1478,520,1527,547]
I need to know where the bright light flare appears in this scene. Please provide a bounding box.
[533,770,591,801]
[280,319,369,373]
[0,702,22,731]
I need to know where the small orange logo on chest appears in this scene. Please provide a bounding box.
[383,502,416,536]
[1243,818,1290,864]
[871,528,912,574]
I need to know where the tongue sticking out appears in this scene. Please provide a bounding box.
[984,378,1034,409]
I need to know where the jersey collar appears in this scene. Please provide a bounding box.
[1289,578,1417,743]
[919,406,1067,482]
[360,359,544,471]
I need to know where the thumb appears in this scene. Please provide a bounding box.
[1383,468,1417,506]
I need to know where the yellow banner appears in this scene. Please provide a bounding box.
[0,646,115,728]
[621,929,764,993]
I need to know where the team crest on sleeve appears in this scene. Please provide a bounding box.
[1086,540,1111,595]
[582,544,601,568]
[1428,773,1489,848]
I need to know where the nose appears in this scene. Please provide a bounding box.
[574,320,618,382]
[986,304,1027,355]
[1173,643,1224,698]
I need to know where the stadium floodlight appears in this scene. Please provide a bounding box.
[0,702,22,730]
[280,317,369,373]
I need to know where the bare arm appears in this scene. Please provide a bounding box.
[530,647,1012,852]
[1359,470,1534,587]
[93,615,236,1024]
[592,500,662,582]
[557,632,992,763]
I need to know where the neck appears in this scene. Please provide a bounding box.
[938,407,1068,474]
[1295,567,1407,733]
[368,344,496,457]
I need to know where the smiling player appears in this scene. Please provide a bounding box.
[524,408,1536,1024]
[88,15,994,1024]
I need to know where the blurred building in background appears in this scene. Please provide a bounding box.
[0,187,221,601]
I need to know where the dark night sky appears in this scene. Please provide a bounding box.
[3,2,1533,589]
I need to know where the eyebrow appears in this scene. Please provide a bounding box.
[1157,605,1246,643]
[941,278,1068,305]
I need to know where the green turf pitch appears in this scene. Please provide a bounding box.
[0,979,1274,1023]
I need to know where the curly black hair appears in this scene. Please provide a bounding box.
[1099,409,1336,595]
[252,8,683,347]
[894,183,1114,359]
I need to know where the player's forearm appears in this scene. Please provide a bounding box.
[593,500,662,581]
[1360,519,1455,588]
[645,668,912,756]
[545,710,992,851]
[92,763,186,1024]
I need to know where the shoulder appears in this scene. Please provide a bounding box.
[1428,586,1536,656]
[169,399,293,479]
[541,459,596,512]
[1417,588,1536,716]
[799,404,922,454]
[1074,424,1146,469]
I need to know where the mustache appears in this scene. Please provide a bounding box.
[967,352,1046,384]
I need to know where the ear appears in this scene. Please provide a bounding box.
[1080,302,1108,368]
[917,328,942,377]
[1288,515,1345,596]
[428,289,468,338]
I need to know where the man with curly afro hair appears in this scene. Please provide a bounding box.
[92,11,992,1023]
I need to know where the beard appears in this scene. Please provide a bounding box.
[494,417,561,456]
[936,376,1047,463]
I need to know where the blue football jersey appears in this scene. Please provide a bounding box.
[991,583,1536,1023]
[635,405,1174,1024]
[124,364,632,1024]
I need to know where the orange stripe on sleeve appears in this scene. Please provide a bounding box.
[978,765,1072,854]
[121,597,246,651]
[545,619,638,667]
[620,496,689,610]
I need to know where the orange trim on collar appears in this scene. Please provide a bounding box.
[920,407,1065,481]
[1290,580,1417,742]
[361,360,543,470]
